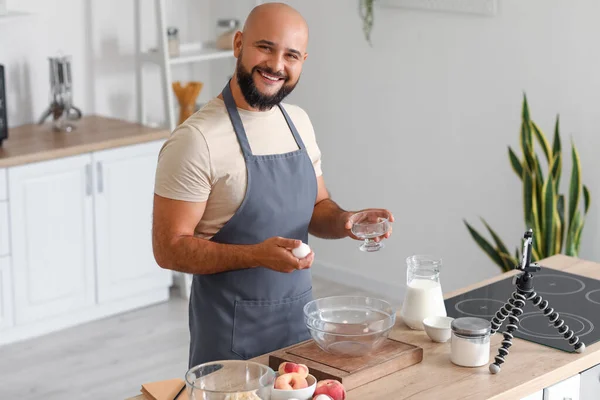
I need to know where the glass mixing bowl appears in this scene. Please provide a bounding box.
[303,296,396,357]
[185,360,275,399]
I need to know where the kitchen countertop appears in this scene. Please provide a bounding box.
[0,115,170,168]
[253,254,600,400]
[126,255,600,399]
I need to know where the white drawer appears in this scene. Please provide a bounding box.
[580,364,600,400]
[0,169,6,201]
[543,373,580,400]
[0,201,8,256]
[0,256,13,330]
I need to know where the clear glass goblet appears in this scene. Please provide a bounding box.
[349,211,390,252]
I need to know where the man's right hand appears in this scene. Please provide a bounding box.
[252,237,314,273]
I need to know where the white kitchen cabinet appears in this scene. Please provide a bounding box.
[8,154,96,325]
[543,373,580,400]
[0,139,172,345]
[0,168,6,200]
[521,389,543,400]
[92,140,171,303]
[0,200,9,256]
[0,256,13,331]
[580,364,600,400]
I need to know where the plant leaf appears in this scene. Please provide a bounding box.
[532,246,541,262]
[552,114,561,159]
[531,121,552,163]
[556,195,565,254]
[542,174,557,257]
[531,173,543,256]
[521,121,536,172]
[508,146,523,180]
[523,166,534,232]
[550,153,562,192]
[575,216,585,255]
[464,220,507,270]
[583,185,591,215]
[568,139,582,234]
[498,252,517,273]
[566,210,582,256]
[522,94,530,120]
[480,218,512,271]
[520,95,535,172]
[534,155,544,249]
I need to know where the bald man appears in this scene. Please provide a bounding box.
[152,3,393,366]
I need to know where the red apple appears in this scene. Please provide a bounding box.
[314,379,346,400]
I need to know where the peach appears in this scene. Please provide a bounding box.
[278,362,309,378]
[313,379,346,400]
[274,372,309,390]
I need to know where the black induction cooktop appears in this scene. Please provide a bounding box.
[445,266,600,353]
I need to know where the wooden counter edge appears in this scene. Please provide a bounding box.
[0,115,171,168]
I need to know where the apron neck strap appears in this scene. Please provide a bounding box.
[277,103,306,151]
[222,80,253,158]
[221,80,308,155]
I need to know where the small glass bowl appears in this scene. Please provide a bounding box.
[303,296,396,357]
[185,360,275,399]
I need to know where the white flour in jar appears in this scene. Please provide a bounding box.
[450,333,490,367]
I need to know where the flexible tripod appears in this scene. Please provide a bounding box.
[488,229,586,374]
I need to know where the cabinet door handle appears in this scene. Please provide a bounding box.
[85,164,92,196]
[97,162,104,193]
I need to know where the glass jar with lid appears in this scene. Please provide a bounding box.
[450,317,492,367]
[216,18,240,50]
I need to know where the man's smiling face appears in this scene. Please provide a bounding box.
[233,3,309,111]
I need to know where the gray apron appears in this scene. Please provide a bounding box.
[188,81,317,367]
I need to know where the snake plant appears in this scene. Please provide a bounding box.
[359,0,375,45]
[464,94,591,272]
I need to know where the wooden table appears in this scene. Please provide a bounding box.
[128,255,600,399]
[253,255,600,399]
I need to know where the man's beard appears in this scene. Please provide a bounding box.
[235,59,298,111]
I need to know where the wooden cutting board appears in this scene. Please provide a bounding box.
[268,338,423,391]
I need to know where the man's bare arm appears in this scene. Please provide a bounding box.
[308,176,351,239]
[308,176,394,241]
[152,194,313,275]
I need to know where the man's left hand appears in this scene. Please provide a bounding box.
[342,208,394,242]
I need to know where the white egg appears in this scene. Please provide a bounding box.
[292,242,311,259]
[313,395,334,400]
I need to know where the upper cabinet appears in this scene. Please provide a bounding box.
[93,140,171,303]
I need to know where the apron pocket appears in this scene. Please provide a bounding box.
[231,288,313,360]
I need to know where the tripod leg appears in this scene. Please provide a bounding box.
[489,292,527,374]
[490,291,518,334]
[529,291,586,353]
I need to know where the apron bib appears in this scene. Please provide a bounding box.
[188,81,318,367]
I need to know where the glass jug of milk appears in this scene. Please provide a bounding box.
[400,255,447,330]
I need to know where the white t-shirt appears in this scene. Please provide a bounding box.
[154,97,323,240]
